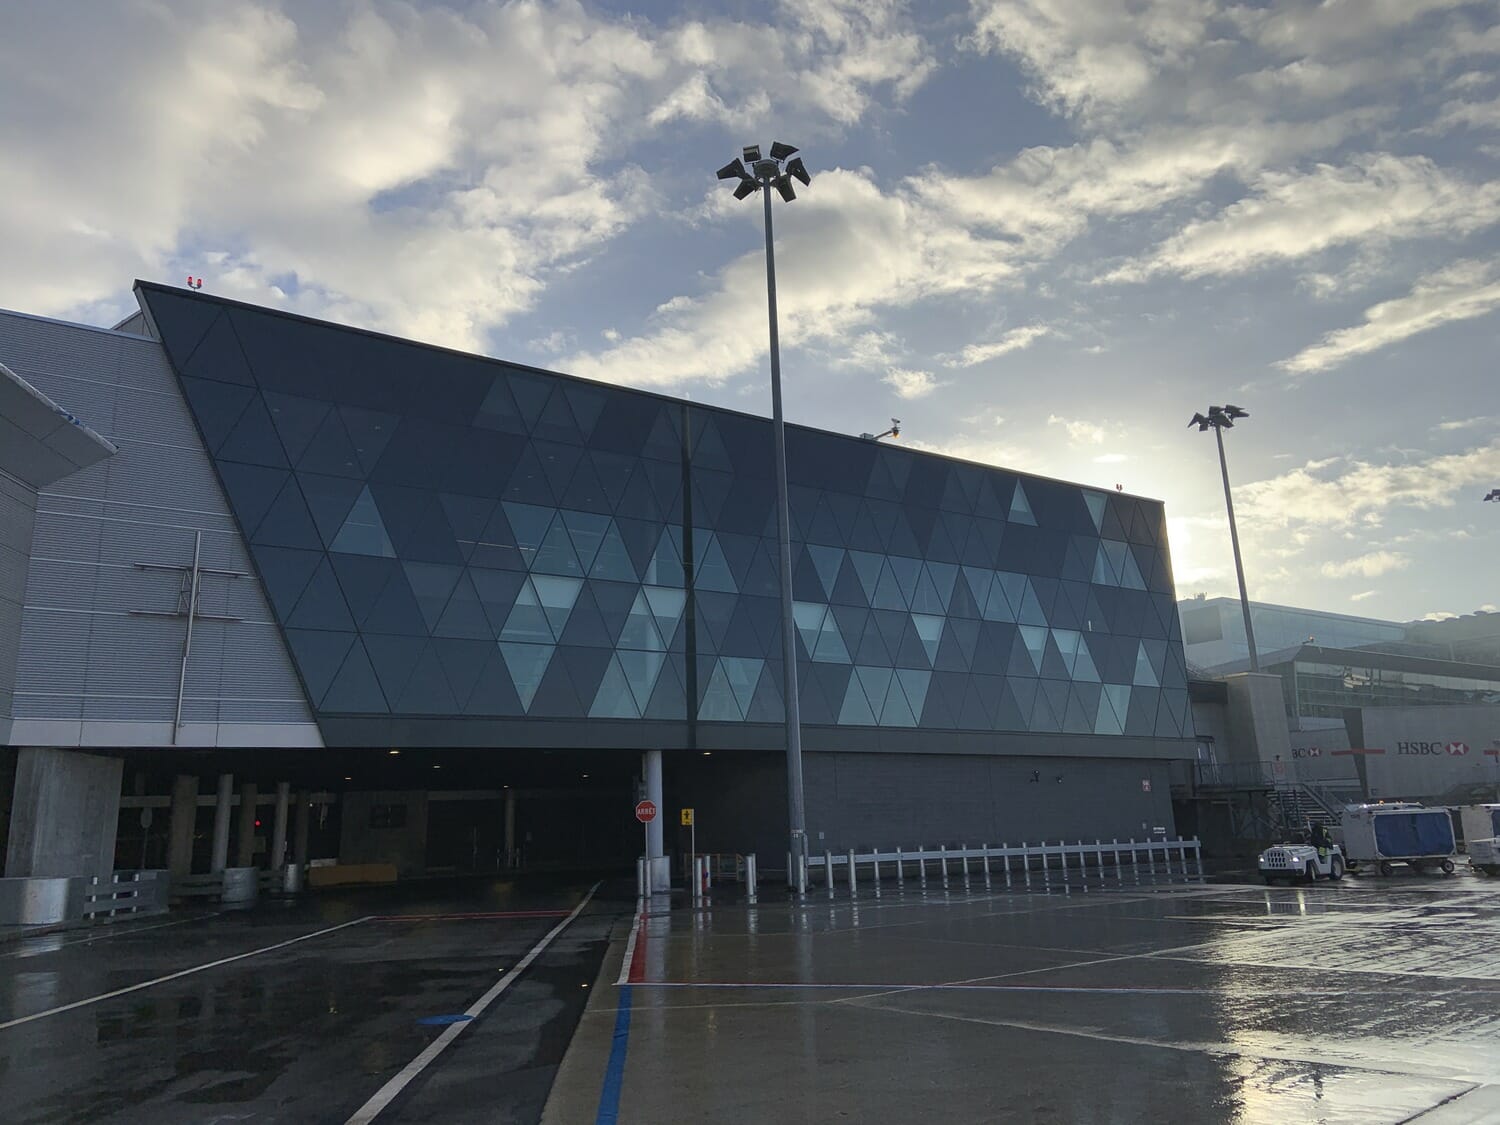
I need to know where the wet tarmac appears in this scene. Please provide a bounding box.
[0,874,629,1124]
[546,870,1500,1124]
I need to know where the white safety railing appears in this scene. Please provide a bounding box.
[82,870,170,920]
[801,837,1203,891]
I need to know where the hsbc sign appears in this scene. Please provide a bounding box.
[1395,741,1470,756]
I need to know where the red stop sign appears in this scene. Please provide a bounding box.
[635,799,658,823]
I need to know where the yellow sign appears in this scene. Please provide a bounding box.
[680,808,694,826]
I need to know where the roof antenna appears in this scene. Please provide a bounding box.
[861,418,901,442]
[186,276,204,291]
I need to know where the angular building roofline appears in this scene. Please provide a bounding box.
[132,280,1164,508]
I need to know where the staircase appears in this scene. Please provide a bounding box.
[1269,786,1339,835]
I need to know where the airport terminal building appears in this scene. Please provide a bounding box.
[0,283,1193,884]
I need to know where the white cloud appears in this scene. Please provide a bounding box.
[1103,155,1500,284]
[1422,610,1460,621]
[883,367,943,399]
[1279,259,1500,374]
[940,324,1051,367]
[1320,551,1410,578]
[1238,441,1500,530]
[1048,413,1107,444]
[0,0,935,349]
[1436,416,1493,431]
[967,0,1217,119]
[1349,590,1379,602]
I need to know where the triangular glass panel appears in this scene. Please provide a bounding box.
[1134,641,1160,687]
[698,659,744,721]
[1097,683,1130,735]
[587,522,636,582]
[1009,480,1037,526]
[433,572,491,640]
[721,657,763,717]
[500,642,553,711]
[364,634,426,706]
[561,510,611,574]
[180,377,256,461]
[812,611,850,664]
[285,629,356,707]
[533,512,583,576]
[402,562,464,633]
[475,378,528,435]
[180,309,256,386]
[295,408,363,479]
[206,392,285,468]
[1083,492,1106,532]
[320,638,388,713]
[693,532,738,594]
[880,673,918,727]
[910,613,943,664]
[252,476,321,550]
[618,649,666,713]
[532,574,582,637]
[330,486,396,557]
[619,589,665,651]
[896,668,931,722]
[837,669,879,725]
[808,545,844,599]
[251,544,323,620]
[590,654,642,719]
[792,601,826,659]
[1018,625,1048,673]
[644,527,684,587]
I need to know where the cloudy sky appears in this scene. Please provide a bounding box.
[3,0,1497,623]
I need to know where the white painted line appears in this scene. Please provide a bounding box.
[343,883,601,1125]
[615,909,644,987]
[0,915,374,1031]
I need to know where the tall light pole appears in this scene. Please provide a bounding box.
[717,142,812,891]
[1190,405,1260,673]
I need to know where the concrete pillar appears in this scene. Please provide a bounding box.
[210,773,234,874]
[269,782,291,869]
[293,793,311,868]
[503,787,516,867]
[4,748,125,879]
[167,772,198,878]
[644,750,669,889]
[235,782,258,868]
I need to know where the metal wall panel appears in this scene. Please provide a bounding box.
[0,472,38,719]
[0,309,317,742]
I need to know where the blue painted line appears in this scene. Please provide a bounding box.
[416,1013,474,1026]
[594,984,632,1124]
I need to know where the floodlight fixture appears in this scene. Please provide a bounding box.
[715,141,812,892]
[860,418,902,441]
[1192,402,1260,672]
[1486,489,1500,503]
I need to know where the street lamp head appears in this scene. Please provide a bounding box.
[1485,489,1500,502]
[1189,412,1212,431]
[718,143,809,202]
[1192,404,1249,432]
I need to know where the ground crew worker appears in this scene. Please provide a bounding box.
[1311,822,1332,858]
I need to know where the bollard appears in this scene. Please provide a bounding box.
[982,843,992,888]
[637,857,649,899]
[1112,838,1121,879]
[939,845,949,888]
[825,849,834,891]
[1194,839,1204,877]
[1040,840,1050,878]
[747,853,758,902]
[870,848,880,884]
[848,848,857,892]
[896,845,905,884]
[1093,839,1103,881]
[961,844,970,884]
[690,857,702,903]
[1022,841,1032,888]
[1002,842,1012,888]
[1132,839,1142,883]
[918,846,927,885]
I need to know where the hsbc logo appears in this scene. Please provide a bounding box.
[1292,747,1322,759]
[1395,741,1470,756]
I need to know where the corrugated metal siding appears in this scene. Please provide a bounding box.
[0,309,315,735]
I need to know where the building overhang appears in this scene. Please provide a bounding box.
[0,360,117,488]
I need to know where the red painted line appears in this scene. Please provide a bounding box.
[374,910,572,921]
[628,911,648,984]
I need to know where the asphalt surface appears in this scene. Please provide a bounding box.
[546,868,1500,1124]
[0,874,631,1124]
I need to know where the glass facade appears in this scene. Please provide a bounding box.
[139,283,1190,746]
[1279,655,1500,719]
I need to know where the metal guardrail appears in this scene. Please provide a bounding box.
[82,870,168,919]
[800,838,1204,891]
